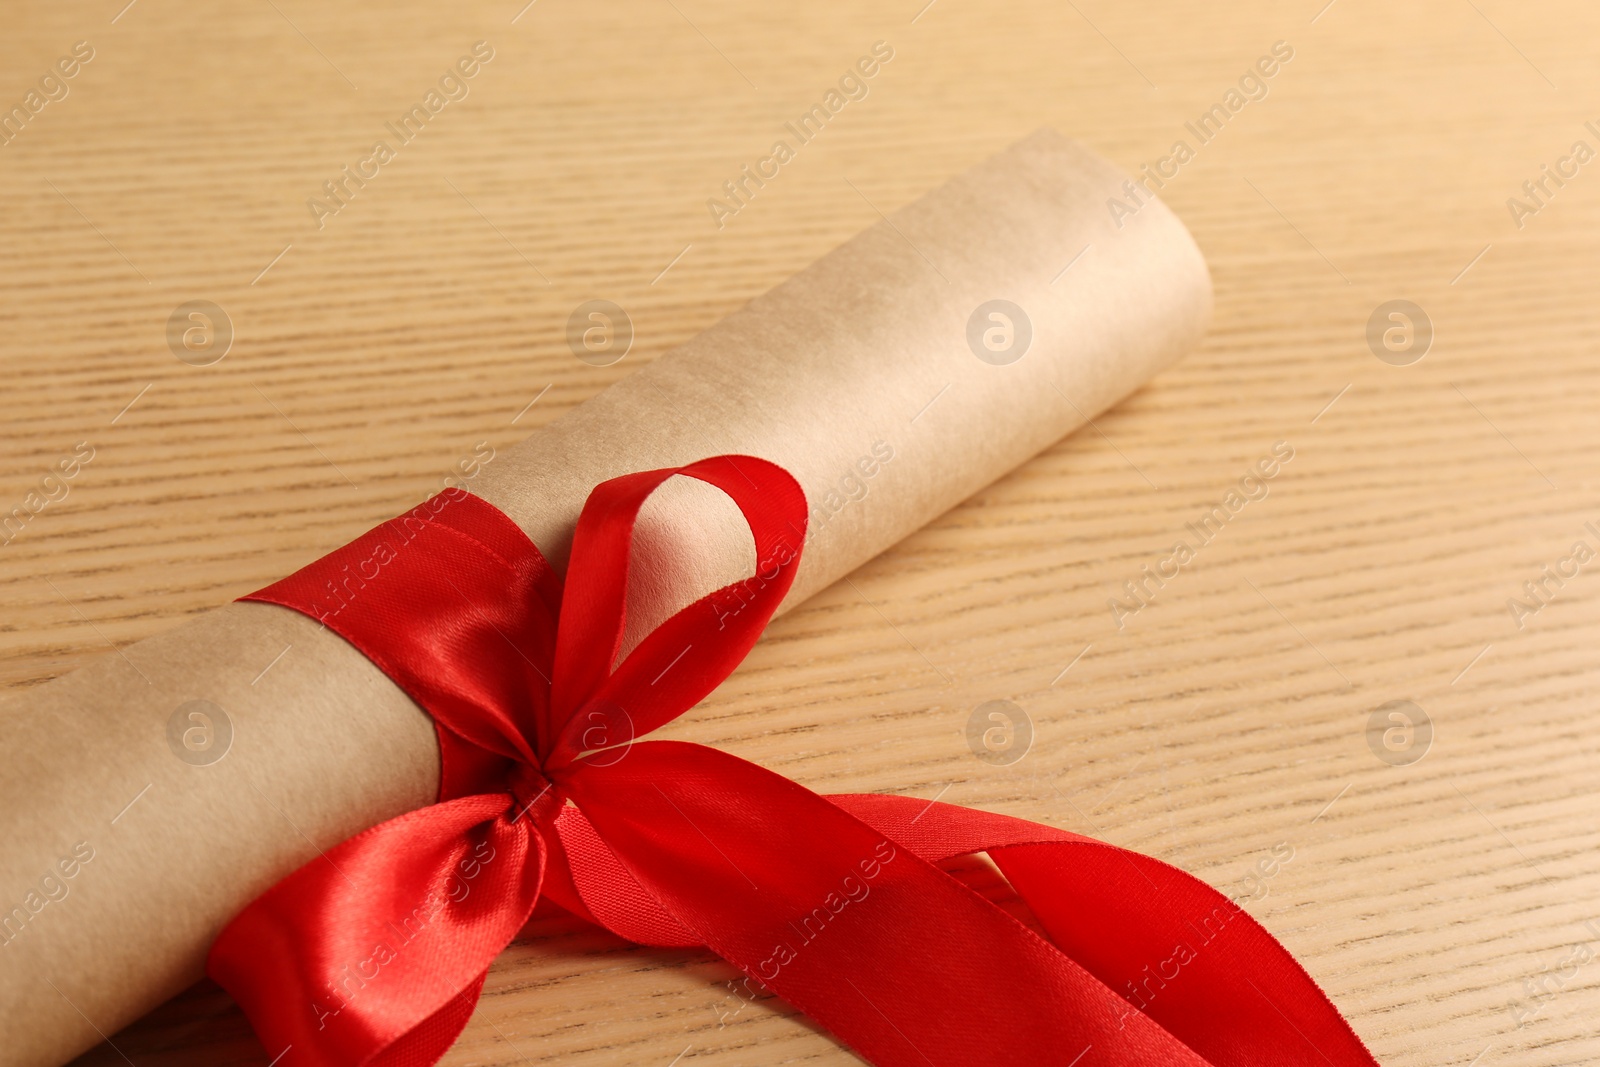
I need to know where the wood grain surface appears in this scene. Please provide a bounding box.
[3,0,1599,1063]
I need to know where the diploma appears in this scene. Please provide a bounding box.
[0,128,1209,1067]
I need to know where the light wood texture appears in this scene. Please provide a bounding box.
[3,0,1597,1063]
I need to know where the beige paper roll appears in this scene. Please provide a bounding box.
[0,128,1208,1067]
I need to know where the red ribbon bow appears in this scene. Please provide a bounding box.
[212,456,1380,1067]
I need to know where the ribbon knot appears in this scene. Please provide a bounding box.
[211,455,1381,1067]
[506,760,561,827]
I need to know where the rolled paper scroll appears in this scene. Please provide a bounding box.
[0,128,1210,1067]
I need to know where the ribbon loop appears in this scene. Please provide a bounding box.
[546,455,806,768]
[209,795,546,1067]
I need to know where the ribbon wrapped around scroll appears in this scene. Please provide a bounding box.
[209,455,1379,1067]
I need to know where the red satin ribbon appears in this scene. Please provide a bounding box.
[211,456,1380,1067]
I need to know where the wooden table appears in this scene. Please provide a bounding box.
[4,0,1598,1063]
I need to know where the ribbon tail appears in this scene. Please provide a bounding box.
[564,741,1226,1067]
[208,794,546,1067]
[553,765,1377,1066]
[367,971,487,1067]
[549,804,701,947]
[830,793,1381,1067]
